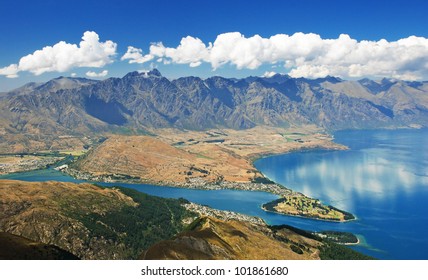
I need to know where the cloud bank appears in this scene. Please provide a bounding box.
[122,32,428,80]
[0,31,116,78]
[2,31,427,80]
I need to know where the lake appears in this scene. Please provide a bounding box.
[1,129,427,259]
[255,128,428,260]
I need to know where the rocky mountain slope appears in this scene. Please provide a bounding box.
[1,70,427,152]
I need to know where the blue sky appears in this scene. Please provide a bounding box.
[0,0,427,91]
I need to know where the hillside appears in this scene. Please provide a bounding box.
[0,232,79,260]
[142,216,371,260]
[143,216,321,260]
[71,126,344,186]
[1,70,427,153]
[0,180,194,259]
[0,180,371,260]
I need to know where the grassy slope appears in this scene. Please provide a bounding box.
[0,180,194,259]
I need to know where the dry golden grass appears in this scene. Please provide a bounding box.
[75,126,345,186]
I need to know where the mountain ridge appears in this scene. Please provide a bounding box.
[1,70,427,152]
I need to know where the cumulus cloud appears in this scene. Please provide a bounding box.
[121,36,210,67]
[121,46,153,64]
[0,64,19,78]
[121,32,428,80]
[0,31,117,78]
[86,70,108,78]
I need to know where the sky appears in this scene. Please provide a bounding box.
[0,0,427,91]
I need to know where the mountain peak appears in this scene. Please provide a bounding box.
[125,69,163,79]
[148,69,162,77]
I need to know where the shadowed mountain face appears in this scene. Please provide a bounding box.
[1,70,427,151]
[0,232,79,260]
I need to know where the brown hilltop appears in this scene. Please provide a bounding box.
[72,126,343,186]
[142,216,322,260]
[75,135,197,184]
[0,180,136,259]
[0,179,192,260]
[73,133,262,185]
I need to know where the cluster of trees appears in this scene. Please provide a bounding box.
[270,225,374,260]
[319,231,359,244]
[319,241,375,260]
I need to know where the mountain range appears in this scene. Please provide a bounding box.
[1,69,427,152]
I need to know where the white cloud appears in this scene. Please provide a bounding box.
[121,46,153,64]
[0,31,117,78]
[86,70,108,78]
[262,71,277,78]
[0,64,19,78]
[122,32,428,80]
[121,36,209,67]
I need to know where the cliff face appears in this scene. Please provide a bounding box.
[1,70,427,152]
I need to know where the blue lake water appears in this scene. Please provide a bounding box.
[1,129,427,259]
[255,129,428,260]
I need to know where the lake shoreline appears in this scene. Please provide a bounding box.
[0,138,355,224]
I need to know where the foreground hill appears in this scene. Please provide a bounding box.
[0,180,193,259]
[142,216,321,260]
[1,70,427,153]
[0,180,370,260]
[142,216,371,260]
